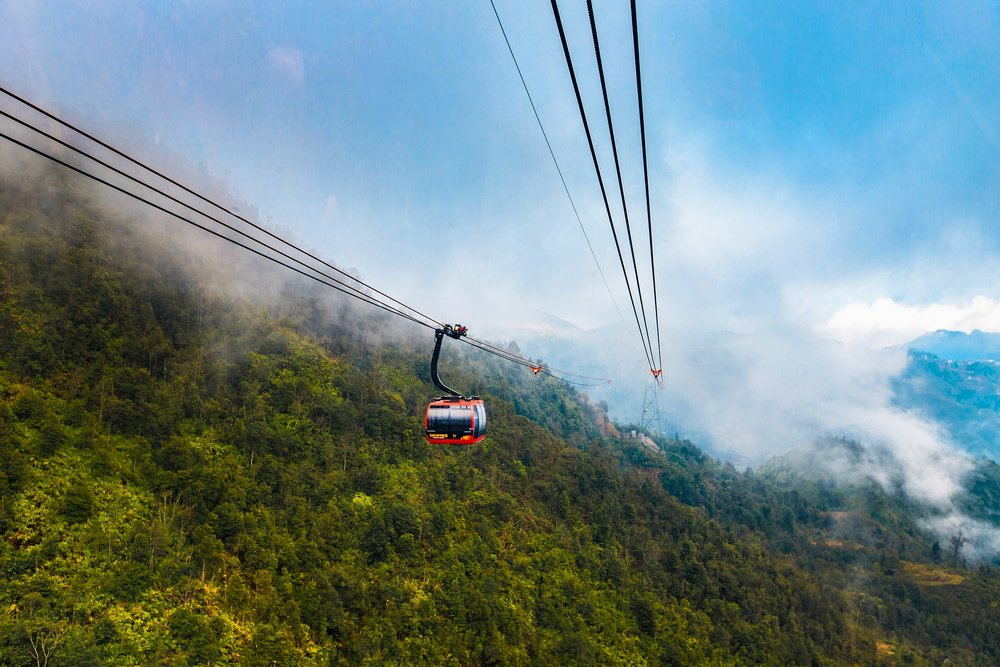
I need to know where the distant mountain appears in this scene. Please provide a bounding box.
[8,167,1000,663]
[490,319,671,431]
[893,331,1000,459]
[907,329,1000,361]
[0,163,907,665]
[478,308,584,340]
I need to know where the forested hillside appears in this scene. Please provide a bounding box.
[892,351,1000,459]
[2,164,1000,665]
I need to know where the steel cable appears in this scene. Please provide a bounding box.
[548,0,656,373]
[585,0,655,368]
[0,85,445,330]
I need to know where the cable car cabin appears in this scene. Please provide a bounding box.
[425,397,487,445]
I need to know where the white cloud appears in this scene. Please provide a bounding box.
[822,296,1000,348]
[609,133,1000,559]
[267,46,305,87]
[653,324,991,555]
[324,195,338,219]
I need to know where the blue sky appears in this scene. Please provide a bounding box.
[2,0,999,348]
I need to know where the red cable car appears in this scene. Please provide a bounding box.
[425,397,487,445]
[424,324,487,445]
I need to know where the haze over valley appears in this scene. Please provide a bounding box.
[3,1,1000,664]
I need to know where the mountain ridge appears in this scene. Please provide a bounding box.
[3,163,1000,663]
[906,329,1000,361]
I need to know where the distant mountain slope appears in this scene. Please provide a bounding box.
[0,160,871,666]
[907,329,1000,361]
[893,331,1000,459]
[5,163,1000,664]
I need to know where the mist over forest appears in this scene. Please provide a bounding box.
[2,136,1000,664]
[3,1,1000,660]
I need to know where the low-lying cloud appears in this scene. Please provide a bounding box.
[510,133,1000,558]
[823,295,1000,348]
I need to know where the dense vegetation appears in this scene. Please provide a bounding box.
[2,163,1000,664]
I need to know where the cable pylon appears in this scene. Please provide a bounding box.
[639,374,663,447]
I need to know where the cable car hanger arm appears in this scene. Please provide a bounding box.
[430,324,469,397]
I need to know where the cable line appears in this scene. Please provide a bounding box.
[0,129,434,330]
[0,107,438,330]
[0,85,443,330]
[0,97,612,385]
[462,334,610,382]
[585,0,655,370]
[631,0,663,374]
[488,0,625,326]
[460,338,609,386]
[547,0,655,373]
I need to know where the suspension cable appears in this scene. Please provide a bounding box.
[631,0,663,373]
[0,102,613,384]
[0,107,439,330]
[488,0,625,326]
[0,85,445,330]
[460,338,610,386]
[548,0,655,373]
[462,335,610,382]
[585,0,655,368]
[0,129,434,330]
